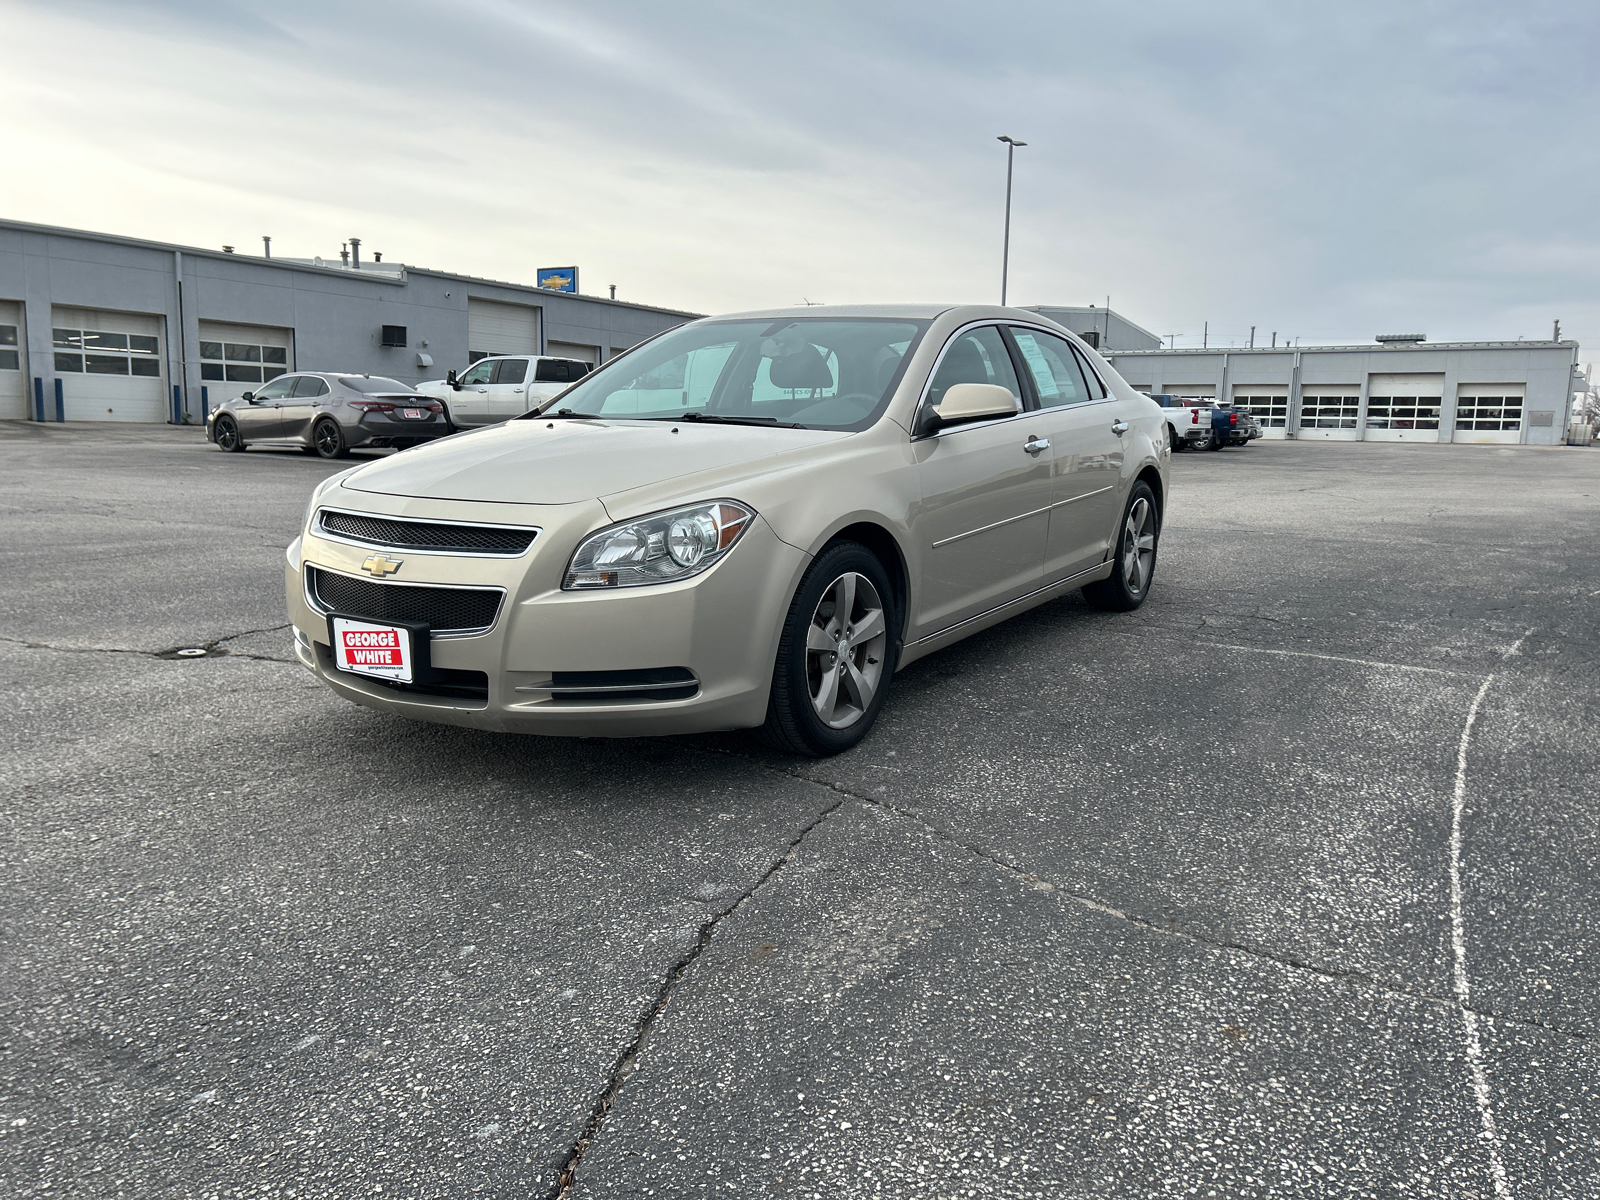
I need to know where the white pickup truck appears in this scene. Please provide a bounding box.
[1150,394,1259,451]
[414,354,592,429]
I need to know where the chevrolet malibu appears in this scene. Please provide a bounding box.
[285,305,1169,756]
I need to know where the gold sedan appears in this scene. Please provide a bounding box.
[285,305,1169,756]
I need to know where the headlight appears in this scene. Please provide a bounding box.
[564,500,754,590]
[303,466,361,534]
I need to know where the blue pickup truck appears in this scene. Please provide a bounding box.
[1150,394,1260,451]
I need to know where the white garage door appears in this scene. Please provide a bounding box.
[1297,384,1361,440]
[52,306,166,423]
[468,299,540,362]
[0,300,26,420]
[1453,384,1525,445]
[547,340,598,364]
[1230,384,1289,438]
[1366,373,1443,443]
[198,321,295,407]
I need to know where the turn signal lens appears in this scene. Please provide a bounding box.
[564,500,754,590]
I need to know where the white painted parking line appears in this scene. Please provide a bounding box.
[1193,641,1485,677]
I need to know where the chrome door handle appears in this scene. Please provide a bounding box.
[1111,420,1129,435]
[1024,437,1049,455]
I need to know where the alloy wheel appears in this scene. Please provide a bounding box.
[1121,497,1156,595]
[805,571,888,729]
[315,420,342,457]
[215,418,238,451]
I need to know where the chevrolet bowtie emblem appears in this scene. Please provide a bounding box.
[361,554,404,577]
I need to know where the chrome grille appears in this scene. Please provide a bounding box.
[308,567,503,634]
[317,509,537,555]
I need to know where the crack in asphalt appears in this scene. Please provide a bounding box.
[0,623,295,663]
[549,791,846,1199]
[695,748,1588,1044]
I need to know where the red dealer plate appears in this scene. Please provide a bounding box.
[402,408,424,419]
[332,617,413,683]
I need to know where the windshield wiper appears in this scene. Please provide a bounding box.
[538,408,604,419]
[651,412,805,429]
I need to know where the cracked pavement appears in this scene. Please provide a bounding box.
[1,422,1596,1197]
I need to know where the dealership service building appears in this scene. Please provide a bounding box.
[0,219,698,424]
[1026,305,1581,447]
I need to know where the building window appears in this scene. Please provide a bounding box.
[1235,393,1288,427]
[1456,397,1522,432]
[1299,395,1359,429]
[52,327,160,376]
[0,324,18,370]
[200,339,287,384]
[1367,397,1440,430]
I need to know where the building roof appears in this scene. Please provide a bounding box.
[0,217,702,320]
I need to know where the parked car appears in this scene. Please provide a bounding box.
[1151,394,1221,451]
[1229,406,1263,443]
[285,305,1169,756]
[208,373,449,459]
[414,355,593,429]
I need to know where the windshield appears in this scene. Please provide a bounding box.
[339,376,414,394]
[531,317,930,431]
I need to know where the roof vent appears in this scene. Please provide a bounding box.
[1375,333,1426,344]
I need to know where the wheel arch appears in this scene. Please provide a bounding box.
[817,520,911,650]
[1135,463,1164,522]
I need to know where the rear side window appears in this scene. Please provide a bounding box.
[926,326,1021,408]
[1010,328,1092,408]
[293,375,330,399]
[494,359,528,384]
[1071,344,1107,399]
[535,359,587,383]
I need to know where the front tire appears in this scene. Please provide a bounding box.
[214,415,245,452]
[1082,481,1159,612]
[313,418,350,459]
[756,542,898,757]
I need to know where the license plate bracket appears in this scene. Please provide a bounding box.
[328,613,433,684]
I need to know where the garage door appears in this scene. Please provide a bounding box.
[1297,385,1361,440]
[0,301,25,420]
[547,340,597,365]
[1230,385,1289,438]
[468,299,540,362]
[1366,373,1443,443]
[51,306,166,422]
[1453,384,1525,445]
[198,321,295,407]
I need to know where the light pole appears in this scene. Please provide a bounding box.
[997,135,1027,306]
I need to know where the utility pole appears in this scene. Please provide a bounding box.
[1168,334,1174,349]
[1203,321,1208,349]
[1104,295,1110,348]
[1554,318,1562,341]
[997,136,1027,305]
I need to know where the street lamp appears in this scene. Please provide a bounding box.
[997,135,1027,306]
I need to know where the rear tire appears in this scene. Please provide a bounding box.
[214,415,245,452]
[1082,481,1159,613]
[1204,430,1223,450]
[313,418,350,459]
[755,541,898,757]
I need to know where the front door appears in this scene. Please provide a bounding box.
[910,324,1053,640]
[487,357,530,421]
[236,375,296,437]
[1008,327,1125,581]
[450,358,495,425]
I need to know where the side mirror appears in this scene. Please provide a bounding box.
[241,391,255,402]
[926,383,1019,432]
[447,369,459,390]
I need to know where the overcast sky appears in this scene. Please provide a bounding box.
[4,0,1597,354]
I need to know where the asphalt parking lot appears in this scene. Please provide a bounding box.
[2,421,1597,1199]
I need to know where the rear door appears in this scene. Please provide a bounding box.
[1008,327,1125,582]
[279,375,328,439]
[487,357,530,420]
[910,324,1052,640]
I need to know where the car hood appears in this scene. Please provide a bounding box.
[341,418,851,505]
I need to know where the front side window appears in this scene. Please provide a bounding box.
[253,377,296,401]
[1011,328,1091,407]
[540,318,929,431]
[925,325,1022,410]
[494,359,528,385]
[459,360,495,385]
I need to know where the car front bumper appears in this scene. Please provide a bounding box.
[285,491,807,737]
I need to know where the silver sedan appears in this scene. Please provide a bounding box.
[207,372,451,459]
